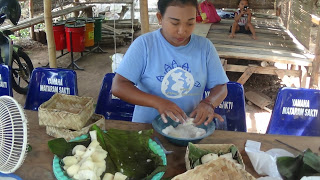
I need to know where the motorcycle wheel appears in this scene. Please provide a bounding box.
[11,50,34,95]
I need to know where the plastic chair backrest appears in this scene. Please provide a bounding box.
[266,87,320,136]
[203,82,246,132]
[95,73,134,121]
[0,64,12,96]
[24,67,78,111]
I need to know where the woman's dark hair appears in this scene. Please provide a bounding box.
[157,0,198,15]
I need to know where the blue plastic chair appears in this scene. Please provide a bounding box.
[266,87,320,136]
[203,82,246,132]
[95,73,134,121]
[0,64,12,96]
[0,173,22,180]
[24,67,78,111]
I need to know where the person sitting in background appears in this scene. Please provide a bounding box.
[111,0,228,126]
[229,0,257,39]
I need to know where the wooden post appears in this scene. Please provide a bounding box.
[29,0,35,40]
[58,0,66,20]
[276,6,281,16]
[74,0,80,17]
[44,0,57,68]
[84,7,93,17]
[237,67,256,85]
[310,26,320,88]
[131,2,134,42]
[140,0,149,34]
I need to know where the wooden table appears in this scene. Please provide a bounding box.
[16,110,320,180]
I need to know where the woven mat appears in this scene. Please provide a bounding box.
[174,157,256,180]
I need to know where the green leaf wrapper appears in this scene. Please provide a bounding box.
[48,137,90,159]
[277,148,320,180]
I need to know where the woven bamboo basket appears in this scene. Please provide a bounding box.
[38,93,94,130]
[173,157,256,180]
[185,144,244,170]
[46,113,105,141]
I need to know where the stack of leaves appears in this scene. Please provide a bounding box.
[48,125,167,180]
[277,149,320,180]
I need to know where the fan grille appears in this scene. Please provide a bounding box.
[0,96,28,173]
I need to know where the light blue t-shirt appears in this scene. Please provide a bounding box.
[116,29,229,123]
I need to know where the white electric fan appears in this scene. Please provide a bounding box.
[0,96,28,174]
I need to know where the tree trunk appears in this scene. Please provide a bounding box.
[44,0,57,68]
[310,26,320,88]
[29,0,35,40]
[140,0,149,34]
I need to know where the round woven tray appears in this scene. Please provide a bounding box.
[173,157,256,180]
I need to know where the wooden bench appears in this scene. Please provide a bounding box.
[195,14,314,88]
[0,5,93,32]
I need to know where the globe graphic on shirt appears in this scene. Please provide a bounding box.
[161,67,194,98]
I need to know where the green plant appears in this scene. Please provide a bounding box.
[18,28,29,38]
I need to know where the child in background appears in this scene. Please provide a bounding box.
[229,0,257,39]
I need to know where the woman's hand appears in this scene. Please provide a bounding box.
[189,100,224,126]
[155,98,187,124]
[191,84,227,126]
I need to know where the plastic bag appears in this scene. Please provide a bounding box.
[245,140,294,178]
[110,53,124,73]
[198,0,221,23]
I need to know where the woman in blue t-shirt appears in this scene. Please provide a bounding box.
[112,0,229,126]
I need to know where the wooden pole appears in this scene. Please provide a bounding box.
[131,2,134,42]
[139,0,149,34]
[58,0,66,20]
[84,7,93,17]
[310,26,320,88]
[44,0,57,68]
[74,0,80,17]
[29,0,35,40]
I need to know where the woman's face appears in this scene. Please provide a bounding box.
[157,4,196,47]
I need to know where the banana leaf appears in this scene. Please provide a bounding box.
[48,137,90,159]
[91,125,166,180]
[277,149,320,180]
[276,154,303,180]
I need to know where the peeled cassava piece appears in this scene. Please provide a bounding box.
[201,153,219,164]
[62,130,108,180]
[102,173,114,180]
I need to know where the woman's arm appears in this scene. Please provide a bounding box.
[190,83,228,125]
[112,74,187,123]
[204,83,228,108]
